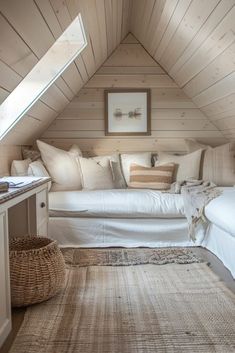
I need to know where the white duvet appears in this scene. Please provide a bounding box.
[205,187,235,237]
[49,189,185,218]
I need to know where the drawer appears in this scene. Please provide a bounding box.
[36,189,48,230]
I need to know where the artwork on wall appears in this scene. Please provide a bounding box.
[104,89,151,136]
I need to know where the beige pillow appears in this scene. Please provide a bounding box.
[185,140,235,186]
[184,139,208,152]
[11,159,31,176]
[110,161,126,188]
[37,140,82,191]
[28,160,52,190]
[129,163,175,190]
[120,152,152,185]
[95,154,126,189]
[78,156,114,190]
[155,150,202,181]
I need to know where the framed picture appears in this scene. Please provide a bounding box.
[104,89,151,136]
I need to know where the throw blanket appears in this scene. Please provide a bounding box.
[170,180,222,241]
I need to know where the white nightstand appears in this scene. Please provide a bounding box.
[0,177,50,347]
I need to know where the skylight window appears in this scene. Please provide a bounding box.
[0,14,87,140]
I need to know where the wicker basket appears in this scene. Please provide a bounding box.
[9,236,65,307]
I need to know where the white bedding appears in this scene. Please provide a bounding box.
[202,223,235,278]
[49,189,185,218]
[48,186,235,278]
[205,187,235,237]
[48,217,195,248]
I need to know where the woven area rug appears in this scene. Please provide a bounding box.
[9,252,235,353]
[61,247,203,266]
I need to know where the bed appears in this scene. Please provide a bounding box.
[48,188,200,248]
[202,187,235,278]
[48,187,235,278]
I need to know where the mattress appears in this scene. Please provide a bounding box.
[49,189,185,219]
[205,187,235,237]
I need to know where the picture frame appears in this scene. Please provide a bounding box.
[104,89,151,136]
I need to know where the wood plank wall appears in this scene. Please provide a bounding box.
[0,146,22,176]
[0,0,132,145]
[42,34,226,155]
[0,0,233,149]
[130,0,235,141]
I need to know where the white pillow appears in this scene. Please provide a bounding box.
[79,156,114,190]
[120,152,152,185]
[37,140,82,191]
[94,154,126,189]
[28,160,52,190]
[184,139,207,152]
[68,144,83,157]
[11,159,31,176]
[185,140,235,186]
[155,150,202,181]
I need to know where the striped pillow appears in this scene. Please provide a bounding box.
[129,163,175,190]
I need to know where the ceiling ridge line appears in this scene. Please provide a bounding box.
[152,0,180,59]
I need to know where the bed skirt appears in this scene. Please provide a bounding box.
[202,223,235,278]
[48,217,200,248]
[48,217,235,278]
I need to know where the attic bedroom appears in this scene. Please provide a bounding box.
[0,0,235,352]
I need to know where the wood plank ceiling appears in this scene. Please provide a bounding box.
[0,0,234,145]
[0,0,132,144]
[130,0,235,141]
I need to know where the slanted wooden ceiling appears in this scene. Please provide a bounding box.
[131,0,235,141]
[0,0,132,144]
[0,0,234,145]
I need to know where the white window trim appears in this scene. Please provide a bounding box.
[0,14,87,140]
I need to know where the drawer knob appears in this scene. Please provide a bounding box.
[40,202,46,208]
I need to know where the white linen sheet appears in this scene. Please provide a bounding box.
[48,217,197,248]
[49,189,185,218]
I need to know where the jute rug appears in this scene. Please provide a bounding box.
[61,247,203,266]
[9,250,235,353]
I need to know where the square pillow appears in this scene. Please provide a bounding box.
[129,163,175,190]
[78,156,114,190]
[110,160,126,188]
[37,140,82,191]
[155,150,202,181]
[93,154,126,189]
[28,160,52,190]
[120,152,152,185]
[11,159,31,176]
[185,139,235,186]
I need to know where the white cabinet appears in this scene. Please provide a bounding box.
[36,189,48,236]
[0,211,11,348]
[0,178,50,347]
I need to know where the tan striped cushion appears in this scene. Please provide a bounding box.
[129,163,175,190]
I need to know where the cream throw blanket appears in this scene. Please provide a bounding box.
[169,180,222,241]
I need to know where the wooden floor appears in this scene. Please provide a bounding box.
[0,247,234,353]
